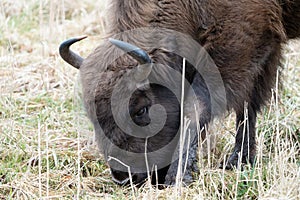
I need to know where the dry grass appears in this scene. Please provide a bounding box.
[0,0,299,199]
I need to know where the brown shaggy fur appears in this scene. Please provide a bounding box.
[66,0,300,185]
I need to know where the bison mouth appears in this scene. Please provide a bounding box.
[110,165,170,186]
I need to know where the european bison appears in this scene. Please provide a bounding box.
[59,0,300,185]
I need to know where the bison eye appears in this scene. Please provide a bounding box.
[135,107,148,117]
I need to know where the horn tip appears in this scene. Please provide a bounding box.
[108,38,121,45]
[77,35,88,41]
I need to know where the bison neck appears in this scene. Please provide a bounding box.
[107,0,215,37]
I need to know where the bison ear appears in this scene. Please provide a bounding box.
[59,36,87,69]
[109,38,153,82]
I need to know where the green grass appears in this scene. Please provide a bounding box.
[0,0,299,199]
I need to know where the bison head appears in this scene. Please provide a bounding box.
[59,31,226,186]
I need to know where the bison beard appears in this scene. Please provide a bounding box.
[59,0,300,186]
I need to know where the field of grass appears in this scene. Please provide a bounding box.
[0,0,299,199]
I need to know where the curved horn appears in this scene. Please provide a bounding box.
[109,38,152,64]
[109,38,153,81]
[59,36,87,69]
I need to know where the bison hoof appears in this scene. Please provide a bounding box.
[220,151,255,170]
[164,174,176,185]
[164,174,194,186]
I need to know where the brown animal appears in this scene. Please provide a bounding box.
[59,0,300,185]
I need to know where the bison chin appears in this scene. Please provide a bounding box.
[110,165,170,186]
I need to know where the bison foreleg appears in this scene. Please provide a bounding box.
[224,102,257,169]
[164,130,199,185]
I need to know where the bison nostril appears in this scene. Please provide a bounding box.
[110,168,149,186]
[133,174,147,185]
[110,168,130,185]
